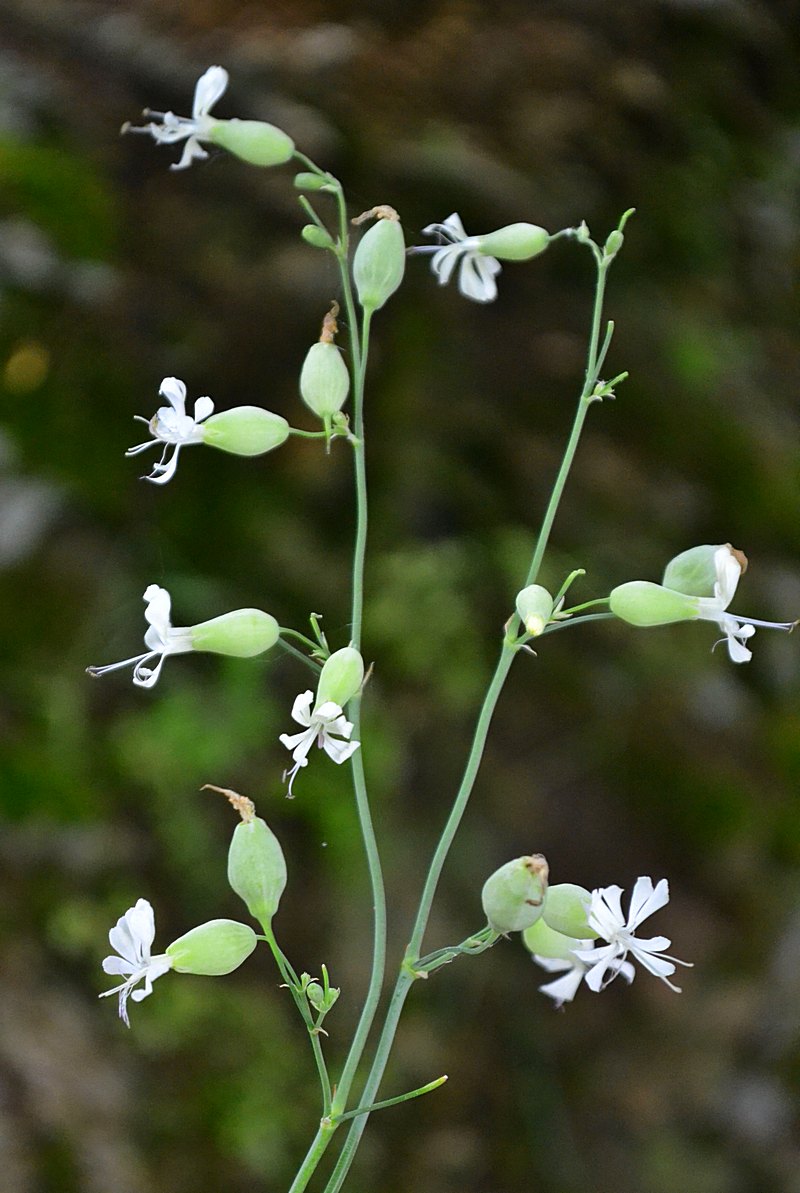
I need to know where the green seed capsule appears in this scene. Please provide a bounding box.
[315,646,364,710]
[228,816,288,924]
[200,407,290,457]
[477,223,550,261]
[609,580,698,627]
[300,342,350,420]
[294,172,331,191]
[522,916,585,960]
[353,211,406,311]
[208,119,294,167]
[166,919,257,975]
[481,854,549,933]
[541,883,596,939]
[190,609,280,657]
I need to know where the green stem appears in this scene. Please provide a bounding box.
[288,1123,338,1193]
[330,1075,448,1124]
[320,246,617,1193]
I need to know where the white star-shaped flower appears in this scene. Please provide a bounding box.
[86,584,193,688]
[279,690,360,796]
[574,877,692,993]
[416,213,502,303]
[126,377,214,484]
[123,65,229,171]
[99,898,173,1027]
[533,942,635,1008]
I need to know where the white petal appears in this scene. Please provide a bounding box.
[143,586,172,633]
[457,253,500,303]
[431,245,462,286]
[102,956,136,976]
[193,66,229,118]
[193,396,215,423]
[712,545,741,608]
[627,876,669,928]
[145,445,181,484]
[171,136,209,171]
[538,966,585,1006]
[322,736,360,765]
[279,725,316,761]
[158,378,187,417]
[289,691,315,727]
[132,650,168,687]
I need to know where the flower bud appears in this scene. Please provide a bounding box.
[515,584,554,637]
[166,919,257,975]
[353,208,406,311]
[190,609,280,657]
[663,543,746,597]
[228,816,288,923]
[541,883,596,939]
[481,854,548,933]
[200,407,290,457]
[307,981,340,1015]
[294,172,331,191]
[301,225,335,250]
[315,646,364,710]
[609,580,698,627]
[604,229,624,259]
[476,223,549,262]
[208,119,294,167]
[300,343,350,421]
[522,916,585,960]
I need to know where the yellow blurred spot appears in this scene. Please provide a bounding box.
[4,340,50,393]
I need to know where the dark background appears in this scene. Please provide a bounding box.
[1,2,799,1191]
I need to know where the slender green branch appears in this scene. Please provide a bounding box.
[277,638,323,676]
[330,1076,448,1124]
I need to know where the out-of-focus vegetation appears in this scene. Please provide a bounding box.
[0,2,799,1191]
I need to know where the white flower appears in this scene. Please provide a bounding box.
[689,543,796,663]
[533,942,634,1008]
[123,65,229,171]
[99,898,172,1027]
[86,584,193,688]
[279,690,360,796]
[126,377,214,484]
[574,877,692,993]
[415,213,502,303]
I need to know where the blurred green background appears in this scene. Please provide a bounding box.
[1,2,799,1191]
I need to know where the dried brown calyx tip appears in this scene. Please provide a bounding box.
[351,204,400,226]
[729,545,748,575]
[523,854,549,903]
[320,301,339,344]
[202,784,255,823]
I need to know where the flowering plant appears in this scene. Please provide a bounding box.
[86,66,796,1193]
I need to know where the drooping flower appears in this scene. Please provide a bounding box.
[279,690,360,796]
[99,898,173,1027]
[413,214,550,303]
[533,943,634,1008]
[416,213,502,303]
[123,65,230,171]
[126,377,214,484]
[573,877,691,993]
[86,584,193,688]
[610,543,796,664]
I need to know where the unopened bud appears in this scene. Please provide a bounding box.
[481,854,549,933]
[515,584,554,637]
[609,580,698,627]
[541,883,595,939]
[302,225,335,250]
[477,222,550,262]
[300,344,350,421]
[201,407,290,457]
[190,609,279,657]
[208,119,294,167]
[294,172,332,191]
[353,208,406,311]
[315,646,364,710]
[166,919,257,975]
[307,981,340,1015]
[522,916,585,960]
[604,229,624,259]
[228,816,288,924]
